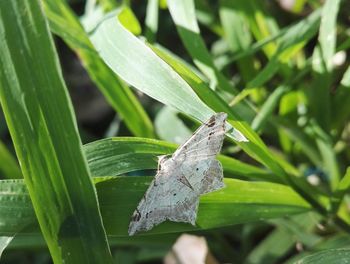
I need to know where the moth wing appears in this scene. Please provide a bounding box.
[180,159,225,195]
[173,113,227,161]
[128,168,200,236]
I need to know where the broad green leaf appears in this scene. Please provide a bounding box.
[0,177,311,237]
[0,1,112,263]
[296,248,350,264]
[0,140,21,179]
[89,8,246,142]
[43,0,154,138]
[84,137,276,182]
[90,10,213,123]
[9,232,178,250]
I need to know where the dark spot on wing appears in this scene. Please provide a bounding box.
[173,193,177,196]
[132,209,141,222]
[196,168,199,171]
[178,175,194,190]
[207,121,215,127]
[206,116,216,127]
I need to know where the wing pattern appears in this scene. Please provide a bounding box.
[128,112,227,235]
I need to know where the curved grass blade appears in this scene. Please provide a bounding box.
[89,9,247,142]
[167,0,235,94]
[0,1,112,262]
[154,107,192,144]
[84,137,277,182]
[43,0,154,138]
[0,177,311,237]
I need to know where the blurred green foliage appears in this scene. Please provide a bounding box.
[0,0,350,263]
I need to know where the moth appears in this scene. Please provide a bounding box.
[128,112,229,236]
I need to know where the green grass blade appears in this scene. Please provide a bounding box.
[332,65,350,129]
[149,43,255,122]
[167,0,236,93]
[0,1,113,262]
[251,85,289,131]
[318,0,340,72]
[227,0,279,58]
[296,248,350,264]
[154,107,192,143]
[0,140,21,179]
[89,10,216,125]
[0,177,311,237]
[248,9,320,88]
[309,0,340,131]
[331,168,350,212]
[310,121,340,190]
[246,227,294,263]
[219,0,258,86]
[145,0,159,43]
[219,0,252,53]
[43,0,154,138]
[84,137,275,182]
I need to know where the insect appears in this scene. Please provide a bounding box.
[128,112,229,236]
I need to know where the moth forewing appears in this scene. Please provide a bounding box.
[128,112,229,236]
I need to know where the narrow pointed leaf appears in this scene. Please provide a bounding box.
[0,1,112,262]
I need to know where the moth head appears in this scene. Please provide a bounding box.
[157,155,171,170]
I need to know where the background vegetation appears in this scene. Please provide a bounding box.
[0,0,350,263]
